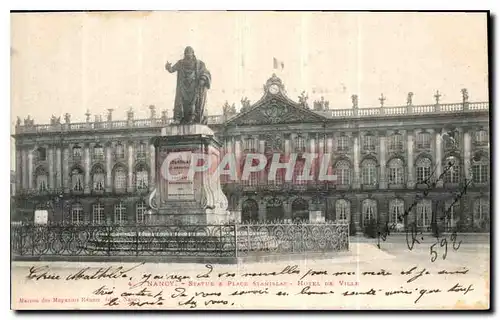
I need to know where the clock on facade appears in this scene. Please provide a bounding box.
[269,84,280,94]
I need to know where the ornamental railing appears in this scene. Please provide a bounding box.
[14,102,489,134]
[11,222,349,259]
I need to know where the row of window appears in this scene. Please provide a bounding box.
[34,166,149,192]
[32,144,149,163]
[240,130,489,153]
[235,156,489,186]
[333,198,490,227]
[70,201,148,224]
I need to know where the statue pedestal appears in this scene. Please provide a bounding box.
[149,124,229,225]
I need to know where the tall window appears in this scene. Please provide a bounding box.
[388,158,404,185]
[71,203,83,224]
[416,200,432,228]
[72,146,82,159]
[473,198,489,227]
[335,199,350,222]
[248,172,258,186]
[472,155,489,183]
[114,202,127,224]
[362,199,377,224]
[92,203,105,224]
[114,167,127,190]
[295,136,306,153]
[293,161,306,185]
[137,143,147,159]
[335,160,351,185]
[115,143,125,159]
[36,147,47,162]
[136,201,147,223]
[244,138,256,152]
[35,167,48,192]
[363,134,376,151]
[337,135,349,152]
[416,132,431,149]
[389,199,404,225]
[389,133,403,151]
[416,157,432,184]
[444,156,460,183]
[444,200,459,228]
[361,159,377,186]
[71,168,84,191]
[93,145,104,161]
[92,166,105,191]
[135,165,149,190]
[474,130,489,145]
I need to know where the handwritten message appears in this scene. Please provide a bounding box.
[13,261,488,310]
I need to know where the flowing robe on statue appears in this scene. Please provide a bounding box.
[171,58,211,124]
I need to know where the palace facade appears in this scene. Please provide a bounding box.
[12,74,490,231]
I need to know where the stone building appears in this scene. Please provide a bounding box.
[12,74,490,231]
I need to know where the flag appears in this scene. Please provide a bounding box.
[273,57,284,70]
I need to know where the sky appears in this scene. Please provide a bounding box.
[11,11,488,126]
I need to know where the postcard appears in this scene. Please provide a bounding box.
[10,11,490,310]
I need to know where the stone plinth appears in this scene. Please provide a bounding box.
[148,124,230,225]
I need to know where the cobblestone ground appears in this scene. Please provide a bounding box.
[11,234,490,310]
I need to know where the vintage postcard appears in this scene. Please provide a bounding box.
[10,11,490,310]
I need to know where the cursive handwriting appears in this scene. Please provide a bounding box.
[26,266,61,281]
[66,262,145,281]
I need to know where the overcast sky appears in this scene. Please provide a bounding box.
[11,11,488,125]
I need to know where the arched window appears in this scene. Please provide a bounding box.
[115,143,125,159]
[335,160,351,185]
[135,164,149,190]
[35,166,48,192]
[444,156,460,183]
[472,155,489,183]
[295,136,306,153]
[92,166,105,191]
[72,145,82,159]
[388,158,404,185]
[71,203,83,224]
[337,135,349,152]
[136,201,148,223]
[416,132,431,149]
[361,159,377,186]
[416,157,432,184]
[389,199,404,225]
[293,160,306,185]
[362,199,377,224]
[335,199,350,222]
[114,166,127,191]
[92,203,105,224]
[474,130,489,145]
[473,198,490,226]
[363,134,376,151]
[93,144,104,161]
[71,167,84,191]
[389,133,403,151]
[114,202,127,224]
[416,199,432,228]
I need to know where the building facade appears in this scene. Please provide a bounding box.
[12,75,490,231]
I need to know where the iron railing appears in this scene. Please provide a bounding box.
[11,221,349,259]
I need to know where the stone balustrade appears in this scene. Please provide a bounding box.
[14,101,489,135]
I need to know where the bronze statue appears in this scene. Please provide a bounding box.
[298,91,309,109]
[165,46,211,125]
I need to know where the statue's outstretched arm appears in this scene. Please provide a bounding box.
[165,61,179,73]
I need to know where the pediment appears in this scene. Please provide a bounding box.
[227,93,327,126]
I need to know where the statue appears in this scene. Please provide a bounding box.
[351,94,358,109]
[298,91,309,109]
[165,46,211,125]
[16,117,21,127]
[24,116,34,126]
[149,105,156,119]
[407,92,413,106]
[240,97,251,113]
[107,109,114,122]
[222,101,237,117]
[64,113,71,124]
[127,108,134,121]
[50,115,61,126]
[461,88,469,104]
[313,96,329,111]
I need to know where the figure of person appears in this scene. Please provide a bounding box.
[165,46,211,124]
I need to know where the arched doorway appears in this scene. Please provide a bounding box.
[266,198,284,222]
[241,199,259,222]
[292,198,309,222]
